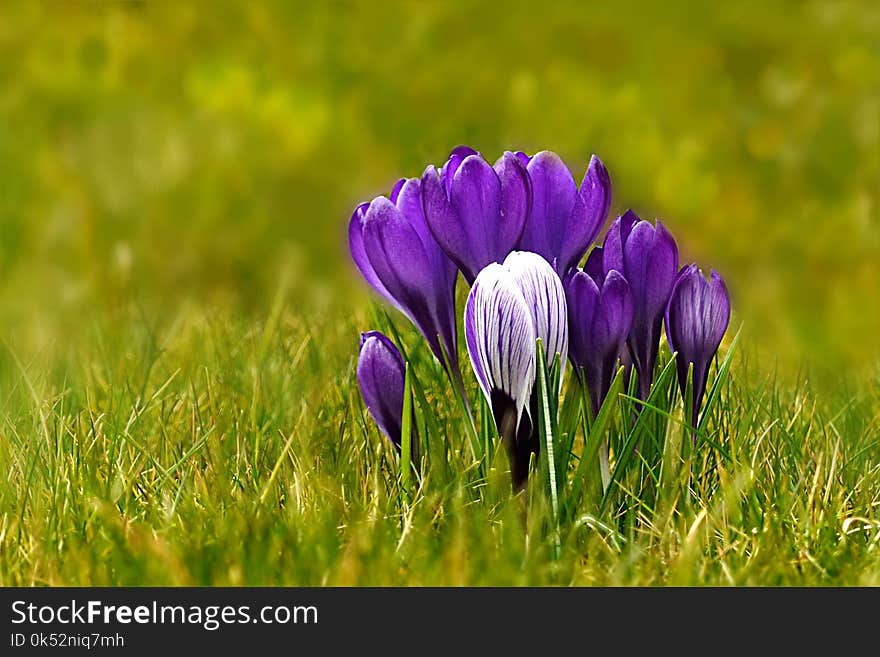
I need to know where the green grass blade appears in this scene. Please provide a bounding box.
[480,393,492,468]
[600,355,678,513]
[377,309,446,475]
[697,325,742,439]
[400,361,413,495]
[438,337,481,465]
[557,373,584,475]
[535,340,561,557]
[566,365,624,513]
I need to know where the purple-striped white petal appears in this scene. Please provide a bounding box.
[502,251,568,383]
[464,250,569,431]
[465,263,536,430]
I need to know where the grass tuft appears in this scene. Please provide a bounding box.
[2,299,878,586]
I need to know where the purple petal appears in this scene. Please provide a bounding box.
[563,155,611,272]
[396,177,456,286]
[665,263,699,358]
[583,246,605,285]
[596,270,633,353]
[389,178,406,204]
[708,270,732,351]
[621,221,654,312]
[567,268,632,367]
[602,209,640,275]
[624,220,679,321]
[465,263,536,428]
[395,177,459,360]
[646,221,680,315]
[440,145,480,193]
[357,331,405,448]
[348,202,405,315]
[519,151,578,269]
[579,156,612,220]
[565,269,601,370]
[421,164,471,278]
[494,151,531,255]
[362,197,443,359]
[447,155,503,282]
[394,178,428,241]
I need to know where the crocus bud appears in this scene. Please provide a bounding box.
[602,210,678,400]
[665,265,731,435]
[356,331,405,449]
[464,250,567,491]
[566,267,633,417]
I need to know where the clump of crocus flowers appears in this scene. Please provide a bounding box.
[350,146,731,493]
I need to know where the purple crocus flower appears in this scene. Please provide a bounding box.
[464,251,567,491]
[566,262,633,418]
[421,147,531,284]
[348,177,460,374]
[665,265,731,435]
[356,331,406,449]
[602,210,679,400]
[517,151,611,277]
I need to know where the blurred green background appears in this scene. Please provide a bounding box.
[1,1,878,379]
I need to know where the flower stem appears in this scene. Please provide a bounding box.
[439,338,481,464]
